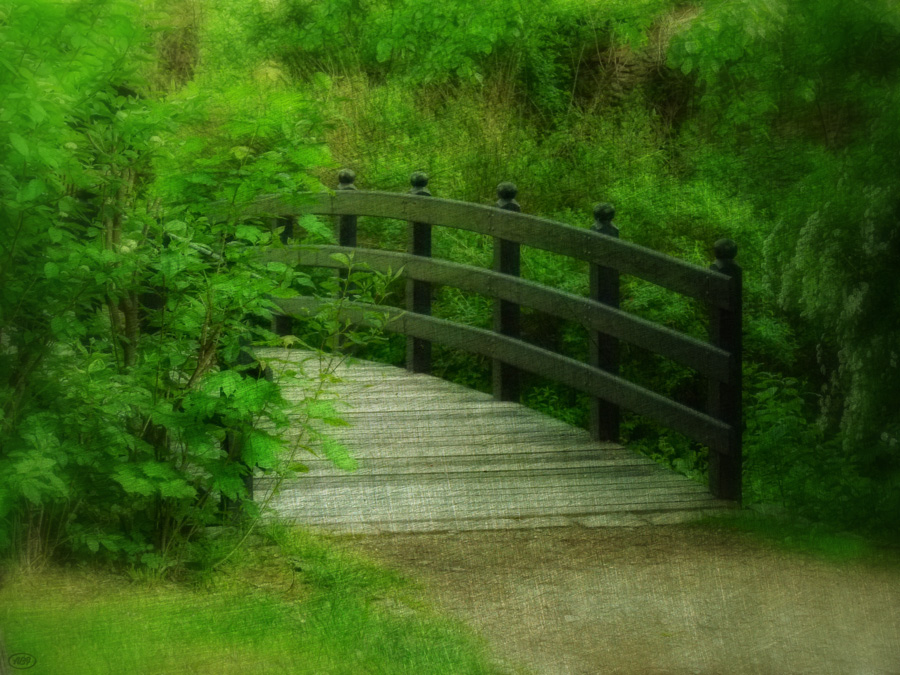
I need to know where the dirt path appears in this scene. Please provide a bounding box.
[336,524,900,674]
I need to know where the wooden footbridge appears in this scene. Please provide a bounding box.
[211,170,743,532]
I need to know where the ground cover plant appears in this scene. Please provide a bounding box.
[0,524,503,674]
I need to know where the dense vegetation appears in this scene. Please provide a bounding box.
[1,0,897,578]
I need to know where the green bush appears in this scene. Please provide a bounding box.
[0,0,397,572]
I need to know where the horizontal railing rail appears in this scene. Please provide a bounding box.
[257,245,733,383]
[273,296,734,454]
[208,191,735,309]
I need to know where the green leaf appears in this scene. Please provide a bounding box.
[140,461,173,479]
[329,252,351,267]
[312,72,332,90]
[141,553,165,569]
[187,173,217,185]
[50,316,68,337]
[8,132,28,158]
[159,251,185,278]
[211,471,245,500]
[28,102,47,125]
[159,479,197,499]
[298,214,335,242]
[376,39,393,63]
[21,179,46,201]
[321,438,357,471]
[21,484,42,505]
[100,537,122,552]
[44,262,59,279]
[113,467,156,497]
[243,429,282,469]
[307,400,349,426]
[235,224,261,243]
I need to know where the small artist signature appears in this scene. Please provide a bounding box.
[8,652,37,670]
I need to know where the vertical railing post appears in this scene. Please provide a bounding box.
[406,172,432,373]
[336,168,358,261]
[332,169,358,352]
[273,215,295,337]
[589,203,620,442]
[707,238,742,502]
[492,182,521,402]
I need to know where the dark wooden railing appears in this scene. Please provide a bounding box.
[209,170,743,502]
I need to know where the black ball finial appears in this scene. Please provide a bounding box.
[497,182,517,201]
[409,171,431,196]
[338,169,356,190]
[714,238,738,260]
[592,203,618,237]
[593,203,615,223]
[496,182,520,212]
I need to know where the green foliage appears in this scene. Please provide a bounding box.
[670,0,900,480]
[522,385,586,428]
[247,0,676,115]
[0,0,394,572]
[741,366,899,534]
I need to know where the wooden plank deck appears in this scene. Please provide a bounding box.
[253,348,734,533]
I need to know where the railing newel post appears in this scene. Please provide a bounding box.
[273,215,296,336]
[407,172,432,373]
[589,203,620,442]
[333,169,358,351]
[336,168,358,247]
[707,238,742,502]
[492,182,521,402]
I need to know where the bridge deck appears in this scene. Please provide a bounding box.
[254,349,734,533]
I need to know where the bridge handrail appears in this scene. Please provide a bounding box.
[207,190,734,309]
[209,171,742,502]
[257,245,733,384]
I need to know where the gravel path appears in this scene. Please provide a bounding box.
[338,524,900,674]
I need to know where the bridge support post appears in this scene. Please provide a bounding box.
[707,239,742,502]
[407,172,433,374]
[492,182,521,402]
[589,203,621,442]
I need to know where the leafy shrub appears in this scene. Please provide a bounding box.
[0,0,396,573]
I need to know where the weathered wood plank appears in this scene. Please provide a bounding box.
[267,470,694,491]
[263,486,718,521]
[265,480,716,507]
[280,451,665,475]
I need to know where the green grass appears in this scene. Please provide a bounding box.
[0,524,505,675]
[688,510,900,568]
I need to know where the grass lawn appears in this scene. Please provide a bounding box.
[0,523,506,675]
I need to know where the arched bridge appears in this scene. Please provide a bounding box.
[210,170,742,532]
